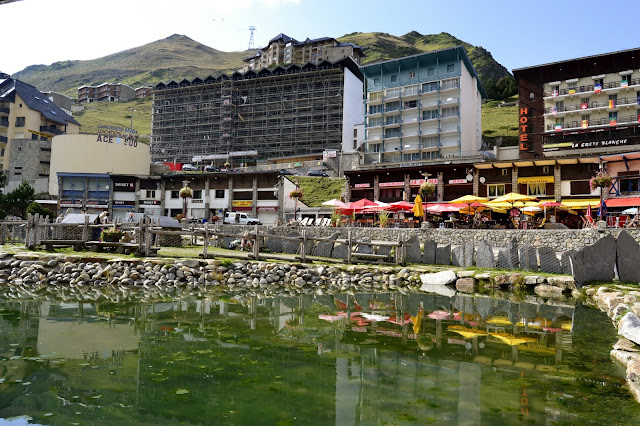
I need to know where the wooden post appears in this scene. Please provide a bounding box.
[82,215,90,244]
[24,214,32,249]
[401,233,406,265]
[395,233,402,265]
[253,224,260,260]
[300,229,306,263]
[203,223,209,258]
[347,229,352,264]
[1,223,6,245]
[138,218,144,254]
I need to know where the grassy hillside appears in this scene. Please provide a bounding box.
[73,98,153,139]
[289,176,346,208]
[481,98,519,146]
[14,35,253,97]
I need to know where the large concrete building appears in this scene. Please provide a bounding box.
[151,58,364,166]
[513,47,640,159]
[77,83,135,103]
[0,74,80,192]
[241,33,363,72]
[360,46,486,166]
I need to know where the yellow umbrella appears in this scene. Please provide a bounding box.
[412,194,424,218]
[411,309,423,335]
[489,332,537,346]
[448,325,488,339]
[488,192,537,207]
[449,195,490,205]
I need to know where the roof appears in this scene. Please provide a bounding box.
[360,46,487,99]
[0,78,79,126]
[606,197,640,208]
[268,33,298,45]
[513,46,640,72]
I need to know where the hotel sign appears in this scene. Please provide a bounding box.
[543,138,632,152]
[519,107,530,151]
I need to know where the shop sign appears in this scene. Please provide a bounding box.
[354,183,370,188]
[141,200,159,205]
[379,181,404,187]
[409,178,438,186]
[448,179,468,184]
[257,206,278,211]
[113,200,135,207]
[543,138,631,152]
[112,177,136,192]
[232,200,253,207]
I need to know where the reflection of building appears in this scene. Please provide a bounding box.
[0,75,80,191]
[361,47,486,166]
[514,47,640,159]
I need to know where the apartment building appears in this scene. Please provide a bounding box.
[151,58,363,165]
[0,74,80,192]
[513,47,640,158]
[361,46,486,166]
[41,91,73,115]
[135,86,153,99]
[77,83,135,103]
[242,33,363,72]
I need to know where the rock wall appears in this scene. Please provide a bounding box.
[215,224,640,253]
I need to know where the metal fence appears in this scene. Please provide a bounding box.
[11,214,406,265]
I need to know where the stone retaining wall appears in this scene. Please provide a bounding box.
[217,225,640,253]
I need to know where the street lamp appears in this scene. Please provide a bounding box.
[129,108,136,130]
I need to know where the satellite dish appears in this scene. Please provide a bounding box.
[479,177,486,184]
[466,174,473,182]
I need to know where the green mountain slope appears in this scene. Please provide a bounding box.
[338,31,516,99]
[13,35,252,97]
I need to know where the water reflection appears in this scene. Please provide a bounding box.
[0,292,637,425]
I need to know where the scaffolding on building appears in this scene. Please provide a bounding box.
[151,60,357,165]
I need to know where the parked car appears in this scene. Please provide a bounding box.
[204,165,220,172]
[279,169,296,175]
[223,212,262,225]
[181,164,197,171]
[307,170,329,177]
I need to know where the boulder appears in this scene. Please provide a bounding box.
[405,236,422,263]
[435,244,451,266]
[422,240,437,264]
[356,237,373,255]
[509,237,520,269]
[420,270,457,287]
[570,234,616,288]
[616,231,640,283]
[560,250,575,275]
[475,241,495,268]
[533,284,564,298]
[496,249,512,270]
[538,246,562,274]
[546,276,576,291]
[519,245,538,272]
[463,242,474,268]
[619,312,640,346]
[312,232,338,257]
[264,229,282,253]
[331,242,349,260]
[282,232,302,254]
[451,246,462,267]
[455,277,476,293]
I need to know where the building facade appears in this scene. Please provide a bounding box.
[0,75,80,191]
[241,33,363,72]
[77,83,135,103]
[513,47,640,159]
[360,47,486,166]
[151,58,363,165]
[135,86,153,99]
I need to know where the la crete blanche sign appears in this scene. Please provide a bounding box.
[544,138,631,152]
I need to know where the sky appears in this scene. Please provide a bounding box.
[3,0,640,76]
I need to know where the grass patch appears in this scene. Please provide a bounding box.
[73,98,153,137]
[287,176,345,208]
[482,99,518,146]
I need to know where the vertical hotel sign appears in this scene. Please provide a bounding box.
[519,107,530,151]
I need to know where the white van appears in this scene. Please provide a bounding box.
[223,212,262,225]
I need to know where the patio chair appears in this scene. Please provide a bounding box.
[537,218,547,228]
[617,215,629,228]
[314,218,322,226]
[584,215,597,229]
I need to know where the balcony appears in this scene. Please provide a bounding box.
[0,107,9,115]
[543,78,640,98]
[545,115,638,131]
[440,96,460,106]
[420,128,440,136]
[40,125,63,135]
[0,117,8,128]
[546,97,638,115]
[440,125,460,135]
[383,132,402,141]
[421,99,440,108]
[402,87,421,98]
[0,136,7,143]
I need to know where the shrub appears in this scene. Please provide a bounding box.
[100,228,124,242]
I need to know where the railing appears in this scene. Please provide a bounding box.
[0,107,9,115]
[0,136,7,143]
[547,98,637,114]
[0,117,8,127]
[546,115,638,131]
[40,125,62,135]
[544,78,640,96]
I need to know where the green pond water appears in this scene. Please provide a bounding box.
[0,292,638,425]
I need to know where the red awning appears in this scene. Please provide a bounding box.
[606,197,640,207]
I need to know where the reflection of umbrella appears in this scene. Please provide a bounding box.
[486,316,513,326]
[412,194,424,218]
[447,325,488,339]
[428,310,462,320]
[360,313,390,322]
[322,199,347,208]
[387,312,412,325]
[318,313,347,322]
[411,309,423,335]
[489,332,537,346]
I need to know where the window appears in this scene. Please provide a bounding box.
[15,117,25,127]
[422,136,438,148]
[487,184,505,198]
[368,91,381,101]
[368,104,383,114]
[447,64,454,72]
[441,78,459,90]
[171,190,179,198]
[529,92,534,100]
[31,133,38,140]
[0,149,4,157]
[384,128,401,138]
[422,151,439,160]
[422,82,438,92]
[390,75,398,83]
[215,189,225,198]
[542,166,550,174]
[427,68,435,76]
[146,190,156,198]
[370,143,381,153]
[422,109,438,120]
[404,100,417,109]
[353,128,357,137]
[385,115,400,125]
[502,169,508,176]
[441,106,459,118]
[193,190,202,199]
[570,181,590,195]
[385,88,400,98]
[385,101,400,112]
[581,97,590,105]
[368,117,383,127]
[409,71,416,79]
[527,182,546,196]
[373,78,380,85]
[619,172,640,193]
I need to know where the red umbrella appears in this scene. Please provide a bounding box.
[387,200,415,212]
[426,204,462,214]
[339,198,379,214]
